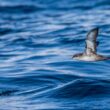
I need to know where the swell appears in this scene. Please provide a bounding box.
[0,5,41,14]
[33,77,110,99]
[0,89,18,96]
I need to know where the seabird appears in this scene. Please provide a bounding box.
[72,28,109,61]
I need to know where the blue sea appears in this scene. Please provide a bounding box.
[0,0,110,109]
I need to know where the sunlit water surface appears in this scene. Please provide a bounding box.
[0,0,110,109]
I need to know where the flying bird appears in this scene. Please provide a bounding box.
[72,28,109,61]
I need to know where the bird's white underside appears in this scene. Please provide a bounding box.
[73,54,107,61]
[74,55,95,61]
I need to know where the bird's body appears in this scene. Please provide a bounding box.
[73,28,109,61]
[73,53,107,61]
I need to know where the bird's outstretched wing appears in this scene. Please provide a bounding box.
[85,28,99,55]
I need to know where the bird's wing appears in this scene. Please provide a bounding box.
[85,28,99,55]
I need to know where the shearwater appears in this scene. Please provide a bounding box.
[72,28,109,61]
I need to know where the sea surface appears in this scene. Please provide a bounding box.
[0,0,110,110]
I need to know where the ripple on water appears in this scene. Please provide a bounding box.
[0,0,110,110]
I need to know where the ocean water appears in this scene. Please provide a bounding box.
[0,0,110,109]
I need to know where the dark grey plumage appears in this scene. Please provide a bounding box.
[85,28,99,55]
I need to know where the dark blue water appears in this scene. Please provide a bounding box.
[0,0,110,109]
